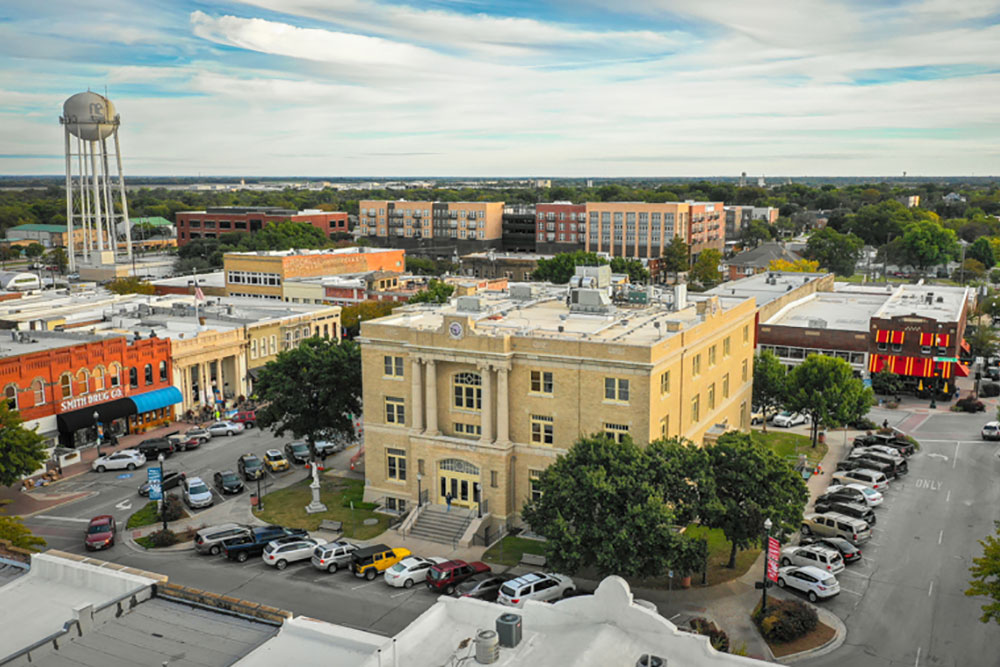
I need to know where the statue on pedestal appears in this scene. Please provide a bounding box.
[304,460,328,514]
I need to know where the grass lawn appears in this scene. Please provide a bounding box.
[483,536,547,567]
[752,430,827,467]
[254,476,390,540]
[683,524,761,587]
[126,501,189,529]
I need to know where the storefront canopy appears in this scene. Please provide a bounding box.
[57,397,136,434]
[128,386,182,414]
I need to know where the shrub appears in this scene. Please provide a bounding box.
[981,382,1000,398]
[689,617,730,652]
[852,417,877,431]
[956,396,985,413]
[147,529,178,548]
[160,493,184,522]
[754,598,818,643]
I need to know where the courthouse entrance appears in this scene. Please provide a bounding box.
[438,458,480,509]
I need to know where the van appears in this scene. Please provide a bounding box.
[801,512,871,545]
[194,523,251,555]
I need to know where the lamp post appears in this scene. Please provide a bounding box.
[959,239,969,285]
[417,473,423,508]
[761,518,773,614]
[93,410,102,457]
[158,453,167,532]
[256,474,263,512]
[475,482,482,518]
[929,368,938,410]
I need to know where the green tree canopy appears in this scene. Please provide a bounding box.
[689,249,722,286]
[609,257,651,283]
[967,325,998,359]
[898,220,959,271]
[967,520,1000,625]
[0,512,46,551]
[340,300,400,336]
[969,237,996,270]
[254,338,362,451]
[804,227,864,276]
[753,351,786,433]
[408,278,456,304]
[24,243,44,258]
[46,247,68,272]
[784,355,874,446]
[741,220,773,248]
[107,276,155,295]
[661,236,690,281]
[532,251,607,284]
[702,432,809,568]
[0,401,47,487]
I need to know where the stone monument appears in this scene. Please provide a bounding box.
[304,461,328,514]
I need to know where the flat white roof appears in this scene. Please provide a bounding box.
[767,291,888,331]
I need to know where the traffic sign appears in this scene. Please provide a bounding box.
[766,536,780,583]
[934,357,959,363]
[147,467,163,501]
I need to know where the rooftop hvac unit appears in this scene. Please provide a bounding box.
[457,296,482,312]
[636,656,666,667]
[496,613,522,648]
[475,630,500,664]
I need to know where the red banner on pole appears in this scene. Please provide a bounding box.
[766,536,780,582]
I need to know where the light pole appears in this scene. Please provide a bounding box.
[93,410,102,457]
[761,518,773,614]
[256,474,263,512]
[959,239,969,285]
[158,453,167,532]
[475,482,482,518]
[929,368,938,410]
[417,473,423,508]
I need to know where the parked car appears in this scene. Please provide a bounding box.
[983,422,1000,441]
[222,526,309,562]
[208,420,244,437]
[750,406,777,425]
[497,572,576,607]
[136,437,175,459]
[314,440,346,457]
[852,433,915,456]
[772,411,807,428]
[182,476,214,509]
[195,523,251,555]
[779,544,845,574]
[185,427,212,443]
[84,515,117,551]
[232,410,257,429]
[92,449,146,472]
[777,565,840,602]
[801,512,871,544]
[262,536,326,570]
[138,469,183,496]
[837,457,897,480]
[237,453,264,481]
[824,483,882,507]
[831,468,890,491]
[454,573,513,601]
[284,441,312,465]
[816,500,876,526]
[213,470,244,495]
[351,544,412,580]
[427,560,493,595]
[384,556,450,588]
[799,536,863,563]
[853,444,907,461]
[263,449,290,472]
[849,448,908,476]
[168,432,202,452]
[311,541,359,573]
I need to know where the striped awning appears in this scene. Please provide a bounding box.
[869,354,969,378]
[918,333,950,347]
[875,330,906,344]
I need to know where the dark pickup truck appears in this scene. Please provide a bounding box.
[221,525,308,562]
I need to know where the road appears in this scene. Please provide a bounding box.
[799,408,1000,667]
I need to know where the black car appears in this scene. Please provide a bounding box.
[222,525,308,562]
[284,441,311,465]
[800,536,862,563]
[137,437,175,459]
[454,573,513,601]
[214,470,244,494]
[816,487,867,507]
[849,450,908,477]
[817,500,876,526]
[852,433,915,457]
[237,453,264,481]
[138,470,183,497]
[836,457,895,479]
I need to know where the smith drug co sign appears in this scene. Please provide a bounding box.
[59,387,124,413]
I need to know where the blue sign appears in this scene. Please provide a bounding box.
[147,467,163,501]
[863,378,873,388]
[116,473,132,479]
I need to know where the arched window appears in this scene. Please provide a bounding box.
[59,373,72,399]
[129,367,138,388]
[144,364,153,385]
[108,363,121,387]
[4,384,17,410]
[31,378,45,405]
[439,459,480,475]
[453,372,482,410]
[93,366,105,391]
[159,361,167,382]
[76,369,89,395]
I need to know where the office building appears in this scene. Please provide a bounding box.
[175,206,349,247]
[535,202,587,254]
[501,204,537,253]
[357,200,505,258]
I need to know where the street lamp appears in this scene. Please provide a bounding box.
[929,368,939,410]
[475,482,482,518]
[256,474,264,512]
[761,518,773,614]
[93,410,102,457]
[158,453,167,532]
[417,473,423,508]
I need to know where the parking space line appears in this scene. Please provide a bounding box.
[390,589,411,598]
[837,569,869,578]
[928,581,934,597]
[938,530,943,545]
[946,489,951,502]
[953,442,959,469]
[351,580,376,590]
[838,587,863,596]
[915,646,921,667]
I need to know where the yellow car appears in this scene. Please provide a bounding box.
[351,545,411,580]
[263,449,290,472]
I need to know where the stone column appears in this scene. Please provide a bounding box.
[425,359,439,435]
[411,358,424,432]
[480,363,493,444]
[497,365,510,444]
[235,352,248,400]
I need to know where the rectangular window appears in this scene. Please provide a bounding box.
[723,373,730,399]
[740,401,748,428]
[491,470,499,488]
[453,373,482,410]
[530,415,554,445]
[529,469,543,502]
[743,325,750,344]
[384,355,404,377]
[691,395,700,424]
[660,415,669,438]
[270,335,277,355]
[530,370,553,394]
[742,359,748,382]
[386,448,407,481]
[385,397,405,425]
[660,370,670,395]
[724,337,731,357]
[604,377,629,402]
[708,383,716,410]
[603,422,630,443]
[692,354,701,377]
[453,422,481,438]
[708,346,717,367]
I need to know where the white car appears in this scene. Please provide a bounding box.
[777,565,840,602]
[779,545,845,574]
[497,572,576,607]
[207,420,244,437]
[384,556,449,588]
[831,468,890,491]
[262,536,326,570]
[827,483,883,507]
[92,449,146,472]
[182,476,214,509]
[850,446,904,462]
[772,411,807,427]
[982,421,1000,441]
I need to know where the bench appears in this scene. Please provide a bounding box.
[319,520,343,533]
[520,553,547,568]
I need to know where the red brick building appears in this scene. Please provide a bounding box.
[686,201,725,257]
[535,202,587,254]
[175,207,349,247]
[0,333,180,448]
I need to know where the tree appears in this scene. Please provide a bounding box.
[768,258,819,273]
[24,243,44,259]
[870,368,902,396]
[107,276,155,295]
[967,325,998,360]
[689,249,722,286]
[898,220,959,273]
[340,300,401,337]
[408,278,455,304]
[405,257,437,275]
[609,257,651,283]
[254,338,362,453]
[804,227,864,276]
[954,259,987,283]
[969,237,996,270]
[784,355,874,447]
[740,220,772,248]
[753,351,786,433]
[0,512,46,551]
[661,236,690,283]
[0,245,18,268]
[702,432,809,568]
[532,251,607,284]
[968,521,1000,625]
[521,435,716,578]
[46,247,68,273]
[0,401,47,487]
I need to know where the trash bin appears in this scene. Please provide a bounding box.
[818,431,826,444]
[250,494,258,508]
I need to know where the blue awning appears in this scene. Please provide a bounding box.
[128,386,183,414]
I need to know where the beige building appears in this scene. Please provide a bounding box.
[358,200,505,242]
[359,267,756,528]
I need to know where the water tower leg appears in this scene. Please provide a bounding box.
[100,138,115,260]
[90,140,104,254]
[77,135,90,264]
[64,126,75,273]
[114,129,133,263]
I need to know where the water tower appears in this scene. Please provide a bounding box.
[60,91,134,271]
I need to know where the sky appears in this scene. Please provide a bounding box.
[1,0,999,177]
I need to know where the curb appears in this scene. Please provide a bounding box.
[125,536,195,554]
[774,606,846,663]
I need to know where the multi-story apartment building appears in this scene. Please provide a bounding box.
[583,202,689,262]
[535,202,587,254]
[685,201,725,257]
[359,267,756,526]
[175,206,349,247]
[358,200,505,259]
[500,204,536,253]
[724,206,780,243]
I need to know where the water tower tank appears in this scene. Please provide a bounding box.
[62,92,117,141]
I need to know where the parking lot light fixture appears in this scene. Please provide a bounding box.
[158,453,167,532]
[417,473,423,508]
[762,517,773,613]
[93,410,101,457]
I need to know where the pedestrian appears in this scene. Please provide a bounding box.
[445,492,453,512]
[882,419,889,430]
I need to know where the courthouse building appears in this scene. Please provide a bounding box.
[359,267,756,526]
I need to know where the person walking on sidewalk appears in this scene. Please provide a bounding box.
[445,492,453,512]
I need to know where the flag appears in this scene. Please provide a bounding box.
[194,285,205,302]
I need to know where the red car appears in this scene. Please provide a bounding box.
[85,515,117,551]
[426,559,491,595]
[232,411,257,429]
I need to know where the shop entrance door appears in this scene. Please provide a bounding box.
[438,458,480,509]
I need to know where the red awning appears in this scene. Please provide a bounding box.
[954,363,970,377]
[961,339,971,353]
[868,354,966,378]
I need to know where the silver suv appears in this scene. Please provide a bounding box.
[311,541,359,573]
[779,544,845,574]
[497,572,575,607]
[194,523,251,555]
[801,512,871,545]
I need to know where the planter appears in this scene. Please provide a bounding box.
[680,575,692,589]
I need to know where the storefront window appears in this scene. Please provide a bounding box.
[60,373,72,399]
[144,364,153,385]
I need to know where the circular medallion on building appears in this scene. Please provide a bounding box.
[449,322,464,339]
